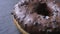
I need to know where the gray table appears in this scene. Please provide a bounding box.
[0,0,21,34]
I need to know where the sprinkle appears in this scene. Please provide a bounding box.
[43,16,50,19]
[46,16,50,19]
[34,22,38,26]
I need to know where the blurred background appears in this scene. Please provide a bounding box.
[0,0,20,34]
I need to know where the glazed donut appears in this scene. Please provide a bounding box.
[12,0,60,34]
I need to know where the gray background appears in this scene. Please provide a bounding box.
[0,0,20,34]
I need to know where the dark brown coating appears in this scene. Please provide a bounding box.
[12,0,60,34]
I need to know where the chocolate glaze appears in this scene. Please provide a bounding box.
[12,0,60,34]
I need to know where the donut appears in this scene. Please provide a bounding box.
[11,0,60,34]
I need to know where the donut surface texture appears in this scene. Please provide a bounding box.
[12,0,60,34]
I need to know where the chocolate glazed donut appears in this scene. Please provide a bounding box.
[11,0,60,34]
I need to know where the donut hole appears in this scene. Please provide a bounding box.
[34,3,51,16]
